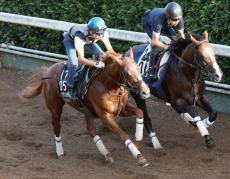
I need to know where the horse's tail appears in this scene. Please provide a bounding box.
[18,67,48,101]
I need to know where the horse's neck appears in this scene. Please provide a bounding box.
[100,63,123,90]
[180,44,201,81]
[181,43,194,64]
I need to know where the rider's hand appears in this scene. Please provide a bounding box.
[94,61,105,68]
[164,45,169,50]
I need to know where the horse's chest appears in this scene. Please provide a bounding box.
[193,83,199,101]
[179,82,199,103]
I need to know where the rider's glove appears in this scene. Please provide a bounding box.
[94,61,105,68]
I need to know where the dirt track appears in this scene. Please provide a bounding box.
[0,68,229,179]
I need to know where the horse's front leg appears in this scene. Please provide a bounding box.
[120,102,144,149]
[101,112,149,167]
[197,95,217,128]
[180,105,215,148]
[130,91,162,149]
[85,115,113,165]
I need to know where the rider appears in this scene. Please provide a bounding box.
[63,17,115,99]
[143,2,185,80]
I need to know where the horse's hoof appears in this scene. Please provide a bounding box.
[138,158,150,168]
[205,135,215,149]
[105,154,114,166]
[57,154,64,159]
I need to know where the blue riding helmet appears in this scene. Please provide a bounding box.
[87,17,107,36]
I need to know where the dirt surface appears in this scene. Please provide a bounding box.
[0,68,229,179]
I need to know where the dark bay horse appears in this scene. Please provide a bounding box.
[129,31,223,149]
[19,51,151,167]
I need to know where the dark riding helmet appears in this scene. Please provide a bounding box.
[87,17,107,36]
[164,2,183,20]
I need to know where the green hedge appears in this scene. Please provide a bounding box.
[0,0,229,83]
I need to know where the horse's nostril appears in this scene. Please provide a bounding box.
[141,91,150,99]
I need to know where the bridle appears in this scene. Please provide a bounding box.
[106,61,144,94]
[176,40,216,76]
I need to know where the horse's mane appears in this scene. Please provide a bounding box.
[169,33,205,56]
[101,52,123,66]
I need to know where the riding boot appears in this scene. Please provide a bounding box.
[65,65,76,100]
[146,47,162,80]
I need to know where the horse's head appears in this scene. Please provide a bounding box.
[106,50,150,99]
[189,31,223,82]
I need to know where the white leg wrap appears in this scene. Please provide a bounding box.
[181,113,194,124]
[149,132,163,149]
[125,139,141,159]
[202,117,214,128]
[165,102,171,106]
[135,118,144,141]
[55,136,64,157]
[194,116,209,136]
[93,135,109,156]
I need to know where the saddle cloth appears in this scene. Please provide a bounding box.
[59,64,97,100]
[134,43,171,82]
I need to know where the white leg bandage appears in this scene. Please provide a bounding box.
[135,118,144,141]
[181,113,194,124]
[202,117,214,128]
[125,139,141,158]
[194,116,209,136]
[55,136,64,157]
[165,102,171,106]
[93,135,109,156]
[149,132,162,149]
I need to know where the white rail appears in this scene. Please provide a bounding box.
[0,43,229,94]
[0,12,229,94]
[0,12,230,56]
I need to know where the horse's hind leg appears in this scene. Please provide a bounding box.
[197,95,217,128]
[101,113,149,167]
[85,115,113,165]
[46,95,65,158]
[130,92,162,149]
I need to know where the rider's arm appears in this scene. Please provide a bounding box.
[101,31,115,53]
[151,31,169,49]
[74,37,98,67]
[177,18,185,39]
[178,29,185,39]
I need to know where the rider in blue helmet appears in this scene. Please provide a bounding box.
[63,17,115,99]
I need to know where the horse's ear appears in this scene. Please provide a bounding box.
[129,48,134,60]
[110,53,123,66]
[190,33,199,45]
[203,31,209,41]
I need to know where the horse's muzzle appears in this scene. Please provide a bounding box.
[212,69,223,83]
[139,90,151,99]
[211,64,223,82]
[138,82,151,99]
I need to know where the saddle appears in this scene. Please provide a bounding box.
[147,49,170,80]
[59,63,99,117]
[59,63,98,100]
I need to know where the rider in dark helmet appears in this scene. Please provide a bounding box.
[143,2,185,80]
[63,17,115,99]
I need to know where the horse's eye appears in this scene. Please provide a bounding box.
[197,53,207,65]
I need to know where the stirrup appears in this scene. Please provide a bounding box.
[62,88,75,100]
[146,68,156,79]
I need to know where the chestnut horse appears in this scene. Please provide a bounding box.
[129,32,223,149]
[19,51,151,167]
